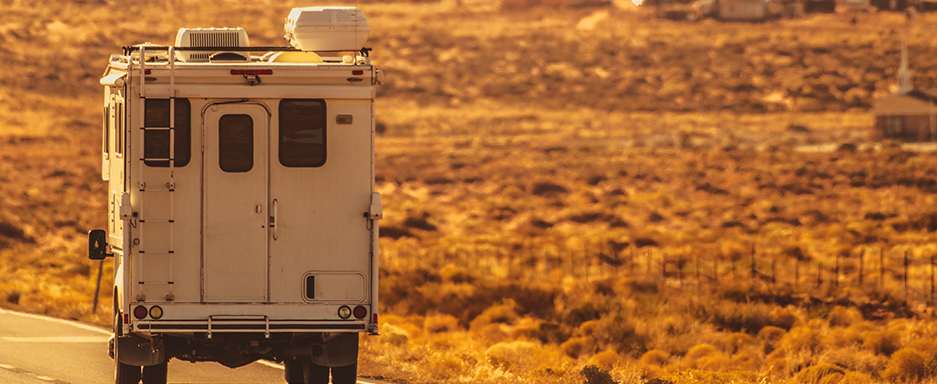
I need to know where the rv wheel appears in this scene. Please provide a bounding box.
[284,357,306,384]
[142,361,167,384]
[114,339,141,384]
[331,363,357,384]
[303,362,329,384]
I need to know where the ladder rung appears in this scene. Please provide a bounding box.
[140,157,174,162]
[139,188,175,192]
[138,281,175,285]
[140,127,174,131]
[139,219,175,223]
[139,250,175,254]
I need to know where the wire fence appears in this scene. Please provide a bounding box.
[385,240,937,307]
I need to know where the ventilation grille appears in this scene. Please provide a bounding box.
[189,31,240,48]
[174,28,250,62]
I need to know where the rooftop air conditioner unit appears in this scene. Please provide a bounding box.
[175,28,250,62]
[284,7,370,52]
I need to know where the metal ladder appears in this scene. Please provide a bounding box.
[135,46,176,302]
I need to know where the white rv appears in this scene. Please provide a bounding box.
[88,7,383,384]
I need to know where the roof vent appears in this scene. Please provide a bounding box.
[175,28,250,62]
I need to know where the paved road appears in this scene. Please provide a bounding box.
[0,308,354,384]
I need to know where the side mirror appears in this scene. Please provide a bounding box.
[88,229,110,260]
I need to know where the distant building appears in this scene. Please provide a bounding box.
[871,90,937,141]
[717,0,768,20]
[870,44,937,141]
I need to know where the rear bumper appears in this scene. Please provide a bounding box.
[135,316,367,337]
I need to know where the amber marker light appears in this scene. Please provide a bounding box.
[149,306,164,320]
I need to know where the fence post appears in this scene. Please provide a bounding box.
[751,244,757,282]
[647,252,651,277]
[816,261,823,289]
[904,250,910,299]
[678,255,684,285]
[880,248,885,291]
[859,249,864,285]
[772,260,776,285]
[930,255,934,303]
[834,253,840,289]
[630,247,635,275]
[732,257,737,281]
[795,259,800,286]
[696,254,701,290]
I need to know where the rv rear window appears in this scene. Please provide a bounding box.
[144,99,191,167]
[279,99,326,167]
[218,114,254,173]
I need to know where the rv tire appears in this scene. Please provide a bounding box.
[331,363,357,384]
[284,357,305,384]
[114,338,141,384]
[142,361,168,384]
[304,362,329,384]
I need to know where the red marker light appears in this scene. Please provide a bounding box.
[145,69,152,75]
[133,305,148,319]
[352,70,364,75]
[353,305,367,319]
[372,313,378,324]
[231,69,273,75]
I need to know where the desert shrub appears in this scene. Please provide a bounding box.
[425,313,461,333]
[695,300,774,335]
[822,327,864,349]
[769,306,802,330]
[659,369,758,384]
[581,365,617,384]
[792,363,845,384]
[828,305,862,328]
[425,353,467,380]
[729,347,764,373]
[758,326,786,352]
[686,344,732,372]
[640,350,670,367]
[470,299,519,330]
[378,323,411,347]
[561,336,596,358]
[587,350,622,371]
[821,346,887,376]
[485,340,557,373]
[687,344,720,360]
[864,329,902,356]
[882,348,931,382]
[439,264,477,284]
[780,326,823,354]
[564,301,608,326]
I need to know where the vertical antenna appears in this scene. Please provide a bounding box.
[897,38,913,95]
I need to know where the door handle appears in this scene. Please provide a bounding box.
[271,199,278,240]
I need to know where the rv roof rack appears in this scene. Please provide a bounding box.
[121,46,372,55]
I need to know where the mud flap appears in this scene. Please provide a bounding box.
[310,333,358,367]
[116,334,166,367]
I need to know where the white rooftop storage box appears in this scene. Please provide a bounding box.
[285,7,370,52]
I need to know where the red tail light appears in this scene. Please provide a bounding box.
[133,305,148,319]
[353,305,367,319]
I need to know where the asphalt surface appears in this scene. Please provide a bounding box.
[0,308,291,384]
